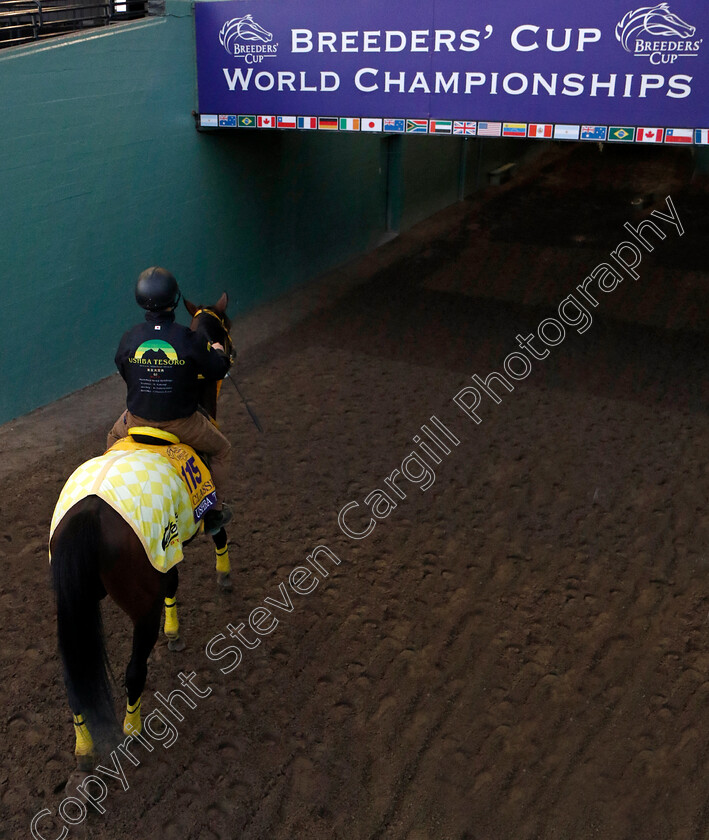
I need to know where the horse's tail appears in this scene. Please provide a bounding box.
[51,504,118,748]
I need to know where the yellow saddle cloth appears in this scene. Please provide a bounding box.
[50,430,217,573]
[107,429,216,521]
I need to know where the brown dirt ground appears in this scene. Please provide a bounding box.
[1,141,708,840]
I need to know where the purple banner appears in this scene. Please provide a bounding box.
[195,0,709,141]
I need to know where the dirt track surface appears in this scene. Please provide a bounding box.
[1,142,708,840]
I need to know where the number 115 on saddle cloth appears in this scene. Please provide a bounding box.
[108,427,217,521]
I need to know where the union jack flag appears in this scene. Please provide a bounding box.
[453,121,477,135]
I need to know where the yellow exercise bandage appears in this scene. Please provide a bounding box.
[123,697,142,736]
[215,545,230,574]
[164,596,179,639]
[73,713,94,756]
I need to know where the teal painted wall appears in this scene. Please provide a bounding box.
[0,1,531,424]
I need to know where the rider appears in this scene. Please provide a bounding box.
[107,266,233,534]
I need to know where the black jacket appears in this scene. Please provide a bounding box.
[115,310,231,420]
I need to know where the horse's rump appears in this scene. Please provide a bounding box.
[50,449,199,572]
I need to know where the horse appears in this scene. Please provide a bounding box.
[615,3,695,52]
[49,293,235,770]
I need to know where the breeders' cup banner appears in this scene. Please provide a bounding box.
[195,0,709,142]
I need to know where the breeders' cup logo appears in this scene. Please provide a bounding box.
[219,14,278,62]
[616,3,701,63]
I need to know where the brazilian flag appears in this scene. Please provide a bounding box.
[608,126,636,143]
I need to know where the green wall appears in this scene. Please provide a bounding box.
[0,1,532,424]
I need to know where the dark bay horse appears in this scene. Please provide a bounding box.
[50,293,234,768]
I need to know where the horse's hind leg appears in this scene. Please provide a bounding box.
[213,528,232,591]
[162,566,186,651]
[62,665,95,771]
[123,600,161,736]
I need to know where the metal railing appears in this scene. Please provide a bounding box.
[0,0,149,48]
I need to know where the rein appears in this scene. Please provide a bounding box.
[191,304,263,432]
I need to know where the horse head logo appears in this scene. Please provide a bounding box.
[219,15,273,55]
[615,3,695,52]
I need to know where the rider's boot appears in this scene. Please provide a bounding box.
[203,503,232,536]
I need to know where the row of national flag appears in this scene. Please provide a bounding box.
[199,114,709,145]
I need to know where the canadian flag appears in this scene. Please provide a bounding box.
[637,127,664,143]
[257,116,275,128]
[528,123,553,138]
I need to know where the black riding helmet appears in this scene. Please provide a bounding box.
[135,267,181,311]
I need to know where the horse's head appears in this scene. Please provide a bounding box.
[616,3,695,50]
[184,293,233,420]
[185,292,233,362]
[645,3,695,37]
[236,14,273,43]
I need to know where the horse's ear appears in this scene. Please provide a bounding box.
[184,299,198,317]
[215,292,228,315]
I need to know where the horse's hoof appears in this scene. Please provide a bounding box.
[75,755,94,773]
[65,769,90,796]
[168,637,186,652]
[217,572,232,591]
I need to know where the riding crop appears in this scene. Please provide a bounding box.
[225,372,263,433]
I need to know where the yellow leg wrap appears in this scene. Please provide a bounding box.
[215,545,231,575]
[123,697,142,736]
[164,596,179,639]
[73,713,94,757]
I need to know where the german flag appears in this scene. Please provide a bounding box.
[318,117,339,131]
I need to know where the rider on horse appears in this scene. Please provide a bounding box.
[107,267,233,535]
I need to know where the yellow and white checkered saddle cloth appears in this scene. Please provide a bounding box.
[50,444,207,572]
